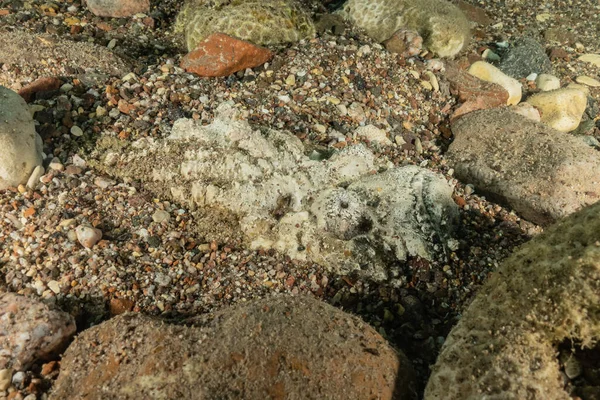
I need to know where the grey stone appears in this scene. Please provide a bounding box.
[447,107,600,226]
[497,37,552,79]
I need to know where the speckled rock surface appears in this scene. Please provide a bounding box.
[497,37,553,79]
[51,295,417,400]
[336,0,470,57]
[0,85,43,190]
[174,0,316,51]
[447,107,600,226]
[92,103,458,283]
[0,292,76,370]
[425,201,600,400]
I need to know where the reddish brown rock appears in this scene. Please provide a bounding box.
[85,0,149,18]
[0,293,76,370]
[444,64,509,121]
[181,33,273,78]
[18,77,62,103]
[109,298,134,315]
[51,296,417,400]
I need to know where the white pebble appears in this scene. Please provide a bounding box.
[535,74,560,91]
[47,280,61,294]
[75,225,103,248]
[26,165,45,189]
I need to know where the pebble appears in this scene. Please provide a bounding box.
[11,371,25,388]
[49,157,64,171]
[468,61,522,105]
[26,165,45,189]
[0,369,11,391]
[578,53,600,67]
[70,126,83,137]
[75,225,103,248]
[425,71,439,91]
[354,125,392,145]
[525,73,537,81]
[563,357,582,379]
[152,209,170,223]
[535,74,560,91]
[47,280,61,294]
[285,74,296,86]
[526,87,588,132]
[482,49,500,61]
[575,75,600,87]
[314,124,327,134]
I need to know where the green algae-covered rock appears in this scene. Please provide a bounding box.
[336,0,470,58]
[174,0,316,51]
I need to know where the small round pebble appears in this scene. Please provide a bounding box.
[70,126,83,137]
[152,209,170,223]
[75,225,103,248]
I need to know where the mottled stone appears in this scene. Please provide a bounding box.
[497,37,553,79]
[52,296,417,400]
[0,293,76,370]
[448,107,600,226]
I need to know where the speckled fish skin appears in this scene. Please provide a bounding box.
[336,0,470,57]
[174,0,317,51]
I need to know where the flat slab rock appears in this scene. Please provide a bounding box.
[51,295,417,400]
[447,107,600,226]
[0,29,131,89]
[94,103,458,283]
[0,292,76,370]
[425,200,600,399]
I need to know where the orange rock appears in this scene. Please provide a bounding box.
[181,33,273,78]
[18,77,62,103]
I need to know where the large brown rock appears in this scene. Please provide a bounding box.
[447,107,600,226]
[425,201,600,400]
[0,293,76,370]
[51,295,417,399]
